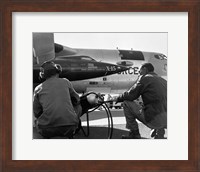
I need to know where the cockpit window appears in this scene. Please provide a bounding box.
[119,50,144,60]
[154,54,167,60]
[81,57,94,61]
[56,56,95,61]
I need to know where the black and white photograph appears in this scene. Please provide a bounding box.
[33,32,167,139]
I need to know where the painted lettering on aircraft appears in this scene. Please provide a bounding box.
[118,67,139,75]
[106,66,116,71]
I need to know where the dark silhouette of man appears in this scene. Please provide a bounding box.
[115,63,167,139]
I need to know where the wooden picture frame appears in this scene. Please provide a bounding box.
[0,1,199,171]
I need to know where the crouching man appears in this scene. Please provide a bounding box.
[33,61,82,139]
[115,63,167,139]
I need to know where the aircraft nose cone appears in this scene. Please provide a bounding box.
[104,63,129,75]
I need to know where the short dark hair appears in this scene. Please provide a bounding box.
[141,63,154,72]
[40,61,62,79]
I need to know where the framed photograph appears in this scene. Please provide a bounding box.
[1,1,199,171]
[32,32,168,141]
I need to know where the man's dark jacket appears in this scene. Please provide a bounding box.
[118,72,167,122]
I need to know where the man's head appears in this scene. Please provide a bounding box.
[139,63,154,75]
[39,61,62,80]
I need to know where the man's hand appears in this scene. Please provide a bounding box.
[111,96,121,104]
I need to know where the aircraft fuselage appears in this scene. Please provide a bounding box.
[33,58,129,84]
[55,44,167,94]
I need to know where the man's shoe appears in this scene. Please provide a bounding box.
[122,130,141,139]
[153,128,165,139]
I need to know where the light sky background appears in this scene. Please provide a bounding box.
[54,32,168,56]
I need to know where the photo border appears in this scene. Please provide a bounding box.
[0,1,200,171]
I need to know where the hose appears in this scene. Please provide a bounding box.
[80,92,113,139]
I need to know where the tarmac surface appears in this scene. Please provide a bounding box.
[33,109,167,139]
